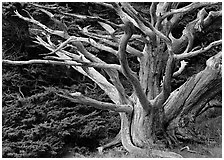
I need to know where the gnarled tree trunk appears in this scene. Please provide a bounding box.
[164,52,222,144]
[3,2,222,158]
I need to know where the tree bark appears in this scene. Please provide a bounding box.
[163,52,221,144]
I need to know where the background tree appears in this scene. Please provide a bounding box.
[3,2,222,158]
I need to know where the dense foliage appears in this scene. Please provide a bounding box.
[2,2,221,158]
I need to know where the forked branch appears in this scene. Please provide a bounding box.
[14,10,69,39]
[14,9,124,104]
[121,2,172,47]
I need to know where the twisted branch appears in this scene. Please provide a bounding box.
[121,3,172,48]
[175,40,222,60]
[119,21,152,112]
[161,2,218,21]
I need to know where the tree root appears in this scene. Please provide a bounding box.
[97,131,121,154]
[166,125,205,147]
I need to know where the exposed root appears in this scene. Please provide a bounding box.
[97,131,121,154]
[166,125,205,147]
[97,116,183,158]
[163,129,180,147]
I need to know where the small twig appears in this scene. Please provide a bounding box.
[29,3,58,10]
[3,44,15,55]
[173,60,188,77]
[18,86,25,98]
[180,146,197,153]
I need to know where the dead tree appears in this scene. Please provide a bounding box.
[3,2,222,158]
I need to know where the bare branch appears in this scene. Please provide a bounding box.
[98,21,116,36]
[93,2,114,10]
[57,92,132,113]
[80,26,144,57]
[61,11,121,29]
[31,2,120,29]
[68,39,130,104]
[39,8,68,33]
[119,21,152,111]
[40,33,118,57]
[175,40,222,60]
[29,2,58,10]
[2,59,121,71]
[161,2,218,21]
[65,38,130,105]
[35,35,121,77]
[121,3,172,48]
[11,4,128,105]
[119,3,156,42]
[112,3,138,27]
[173,60,188,77]
[150,2,158,26]
[171,7,221,55]
[47,33,135,103]
[19,7,117,60]
[14,10,69,39]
